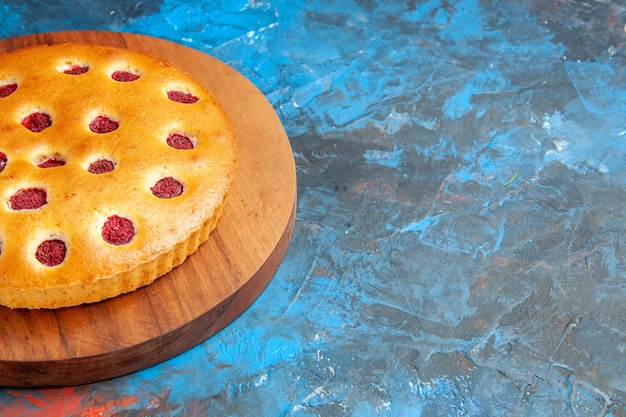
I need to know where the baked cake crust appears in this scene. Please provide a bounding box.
[0,43,237,309]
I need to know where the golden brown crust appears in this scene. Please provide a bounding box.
[0,44,237,309]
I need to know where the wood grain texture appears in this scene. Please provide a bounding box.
[0,31,296,388]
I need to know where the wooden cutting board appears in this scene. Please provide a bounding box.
[0,31,296,387]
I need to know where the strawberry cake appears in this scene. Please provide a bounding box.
[0,43,237,309]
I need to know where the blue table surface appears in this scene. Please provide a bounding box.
[1,1,625,416]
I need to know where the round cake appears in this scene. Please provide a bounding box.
[0,43,237,309]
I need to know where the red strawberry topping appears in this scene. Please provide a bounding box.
[151,177,184,199]
[9,188,47,210]
[0,152,6,173]
[37,157,65,168]
[36,239,66,266]
[89,115,119,133]
[0,83,17,98]
[167,90,199,104]
[102,215,135,245]
[22,112,52,132]
[112,71,140,82]
[166,133,194,149]
[87,159,115,174]
[63,65,89,75]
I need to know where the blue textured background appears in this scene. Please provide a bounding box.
[0,1,625,416]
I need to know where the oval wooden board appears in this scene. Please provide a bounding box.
[0,31,296,388]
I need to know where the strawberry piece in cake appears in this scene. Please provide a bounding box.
[22,112,52,132]
[102,215,135,245]
[9,188,47,211]
[36,239,67,266]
